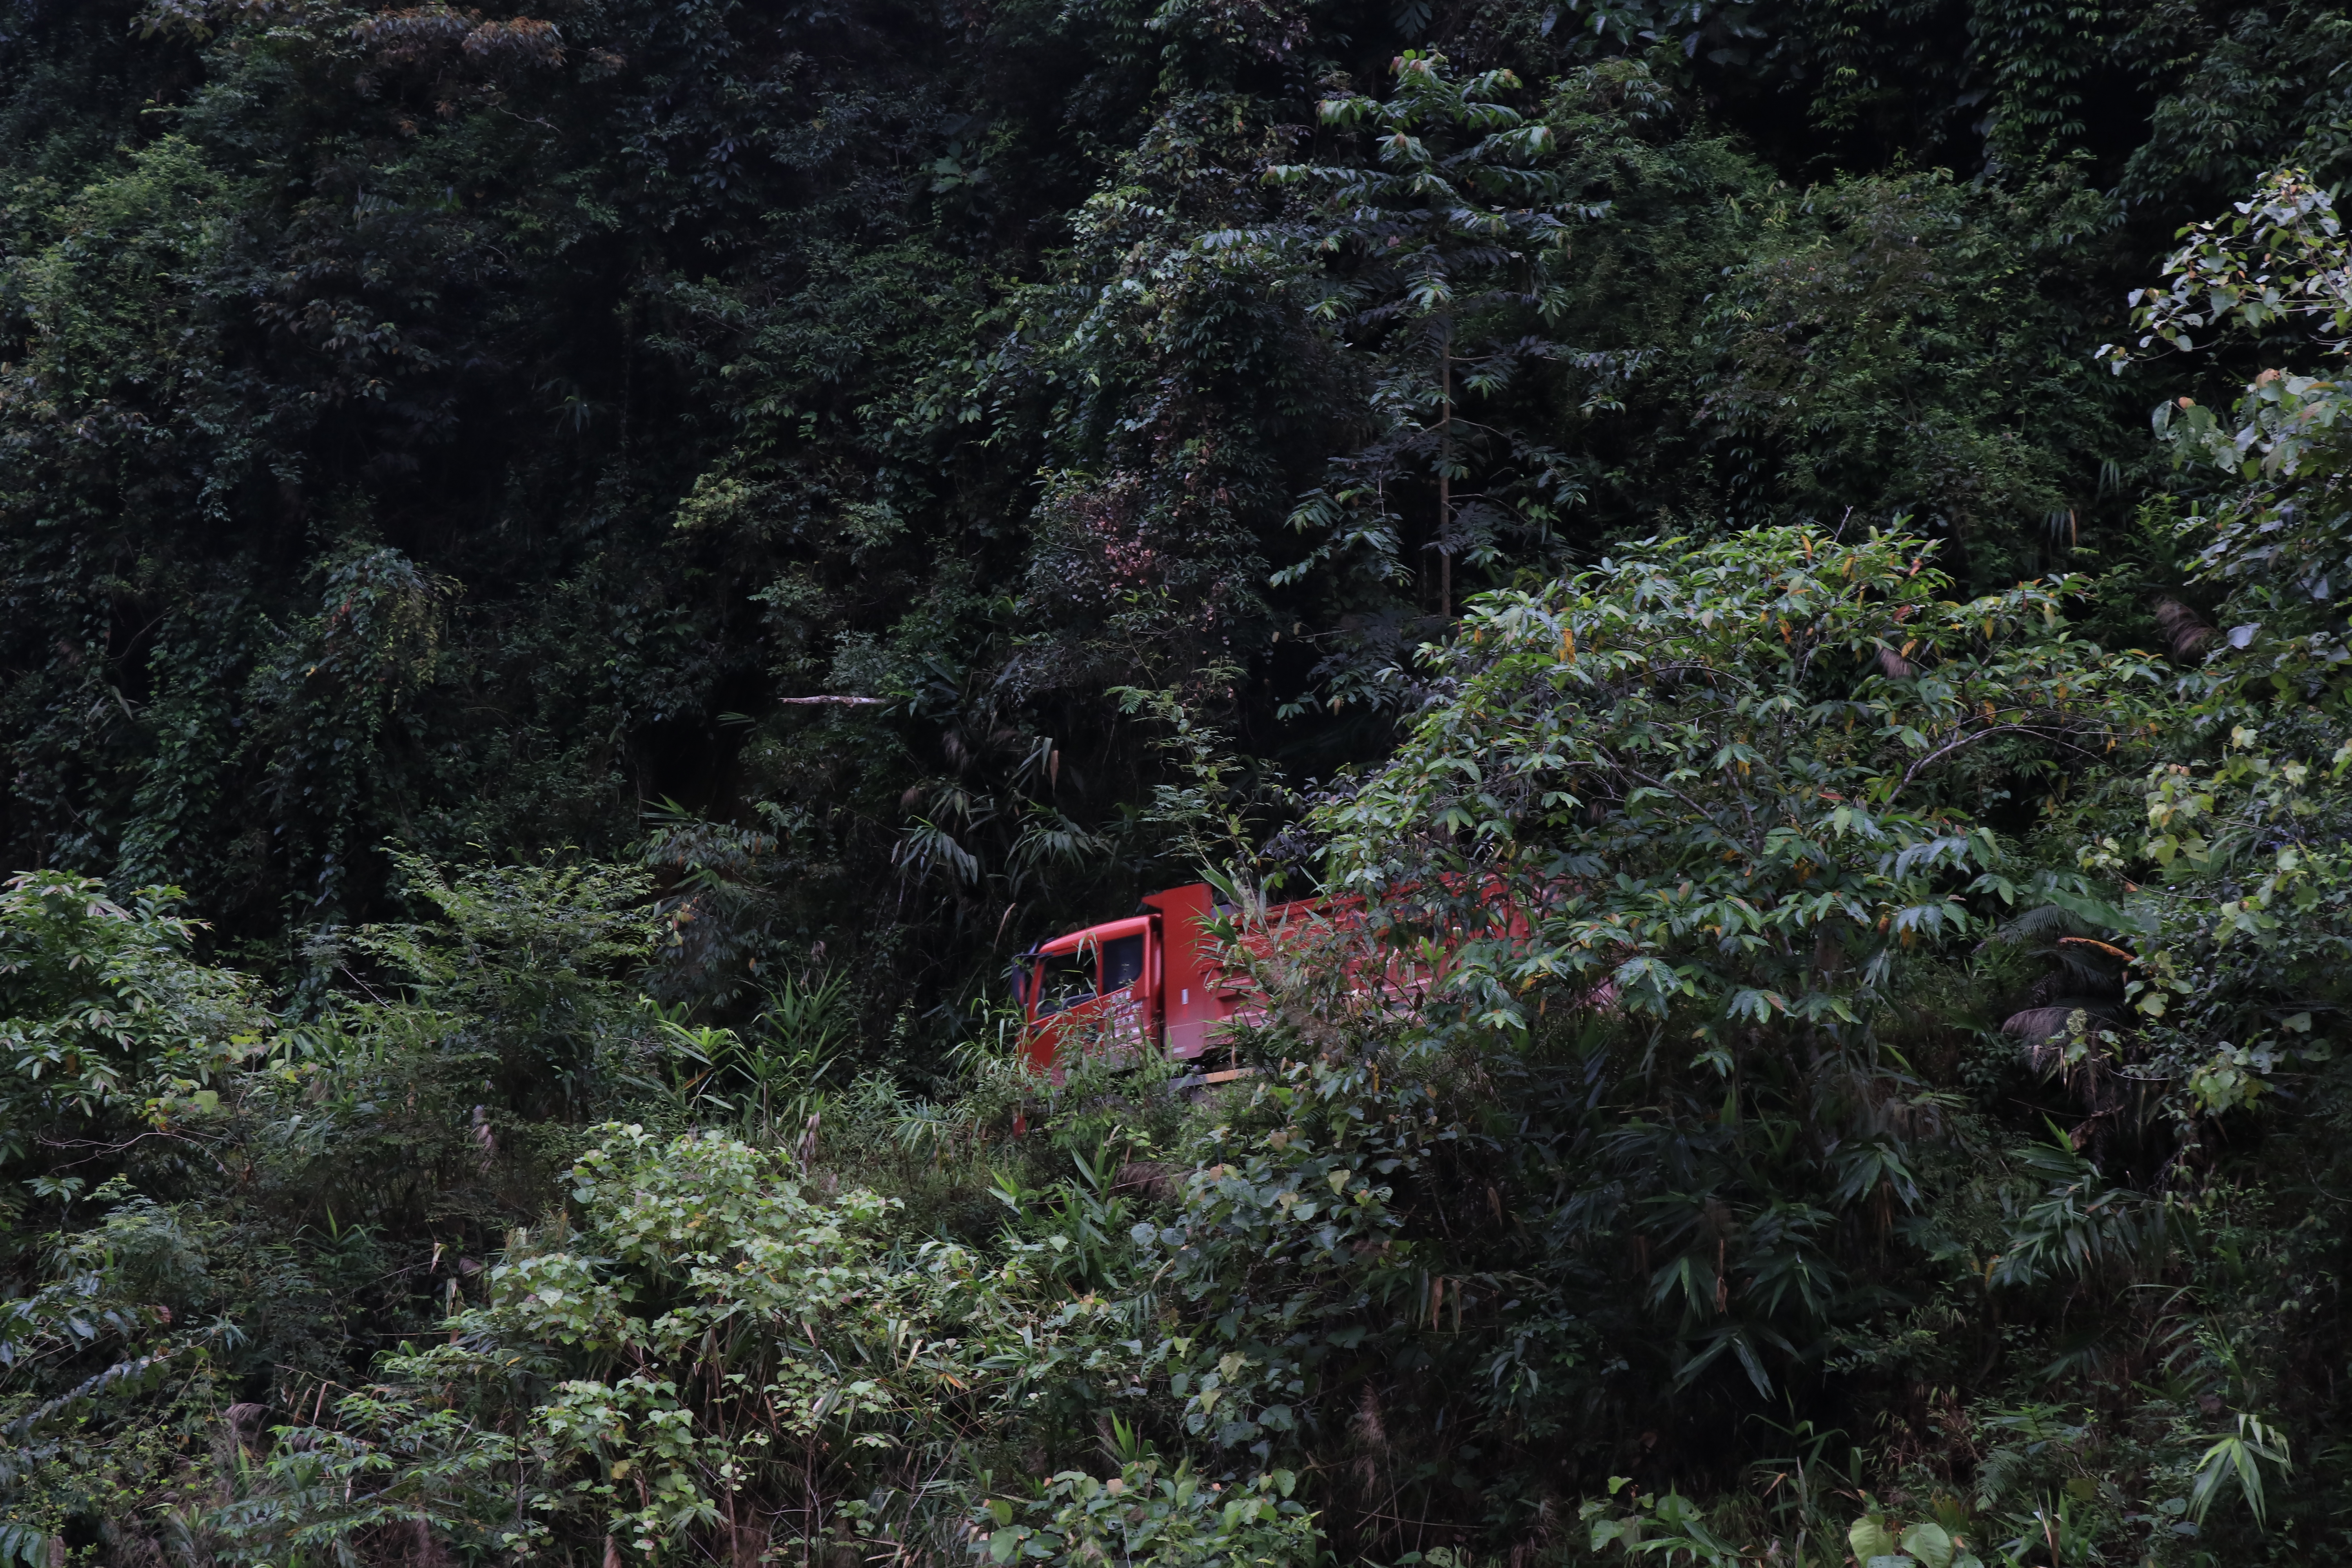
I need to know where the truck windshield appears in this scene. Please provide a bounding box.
[1033,951,1098,1015]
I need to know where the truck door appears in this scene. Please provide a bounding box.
[1139,883,1231,1061]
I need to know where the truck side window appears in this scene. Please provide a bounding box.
[1102,934,1145,992]
[1034,951,1098,1015]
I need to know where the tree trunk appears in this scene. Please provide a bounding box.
[1438,346,1452,619]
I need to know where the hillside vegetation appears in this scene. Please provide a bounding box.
[4,1,2352,1564]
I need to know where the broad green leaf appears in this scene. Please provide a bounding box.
[1899,1521,1955,1568]
[1849,1515,1897,1561]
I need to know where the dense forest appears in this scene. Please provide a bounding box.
[6,0,2352,1562]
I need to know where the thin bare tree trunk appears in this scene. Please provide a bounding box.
[1438,346,1453,619]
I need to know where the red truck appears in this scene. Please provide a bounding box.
[1011,880,1473,1075]
[1011,883,1241,1075]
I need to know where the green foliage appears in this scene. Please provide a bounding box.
[339,850,659,1105]
[13,2,2352,1565]
[1263,51,1585,626]
[0,871,265,1161]
[971,1458,1314,1566]
[1317,523,2151,1040]
[0,0,2324,1024]
[228,1124,1037,1562]
[2189,1414,2293,1530]
[0,1196,234,1568]
[1583,1480,1768,1567]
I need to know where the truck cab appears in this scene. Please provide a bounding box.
[1011,883,1238,1072]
